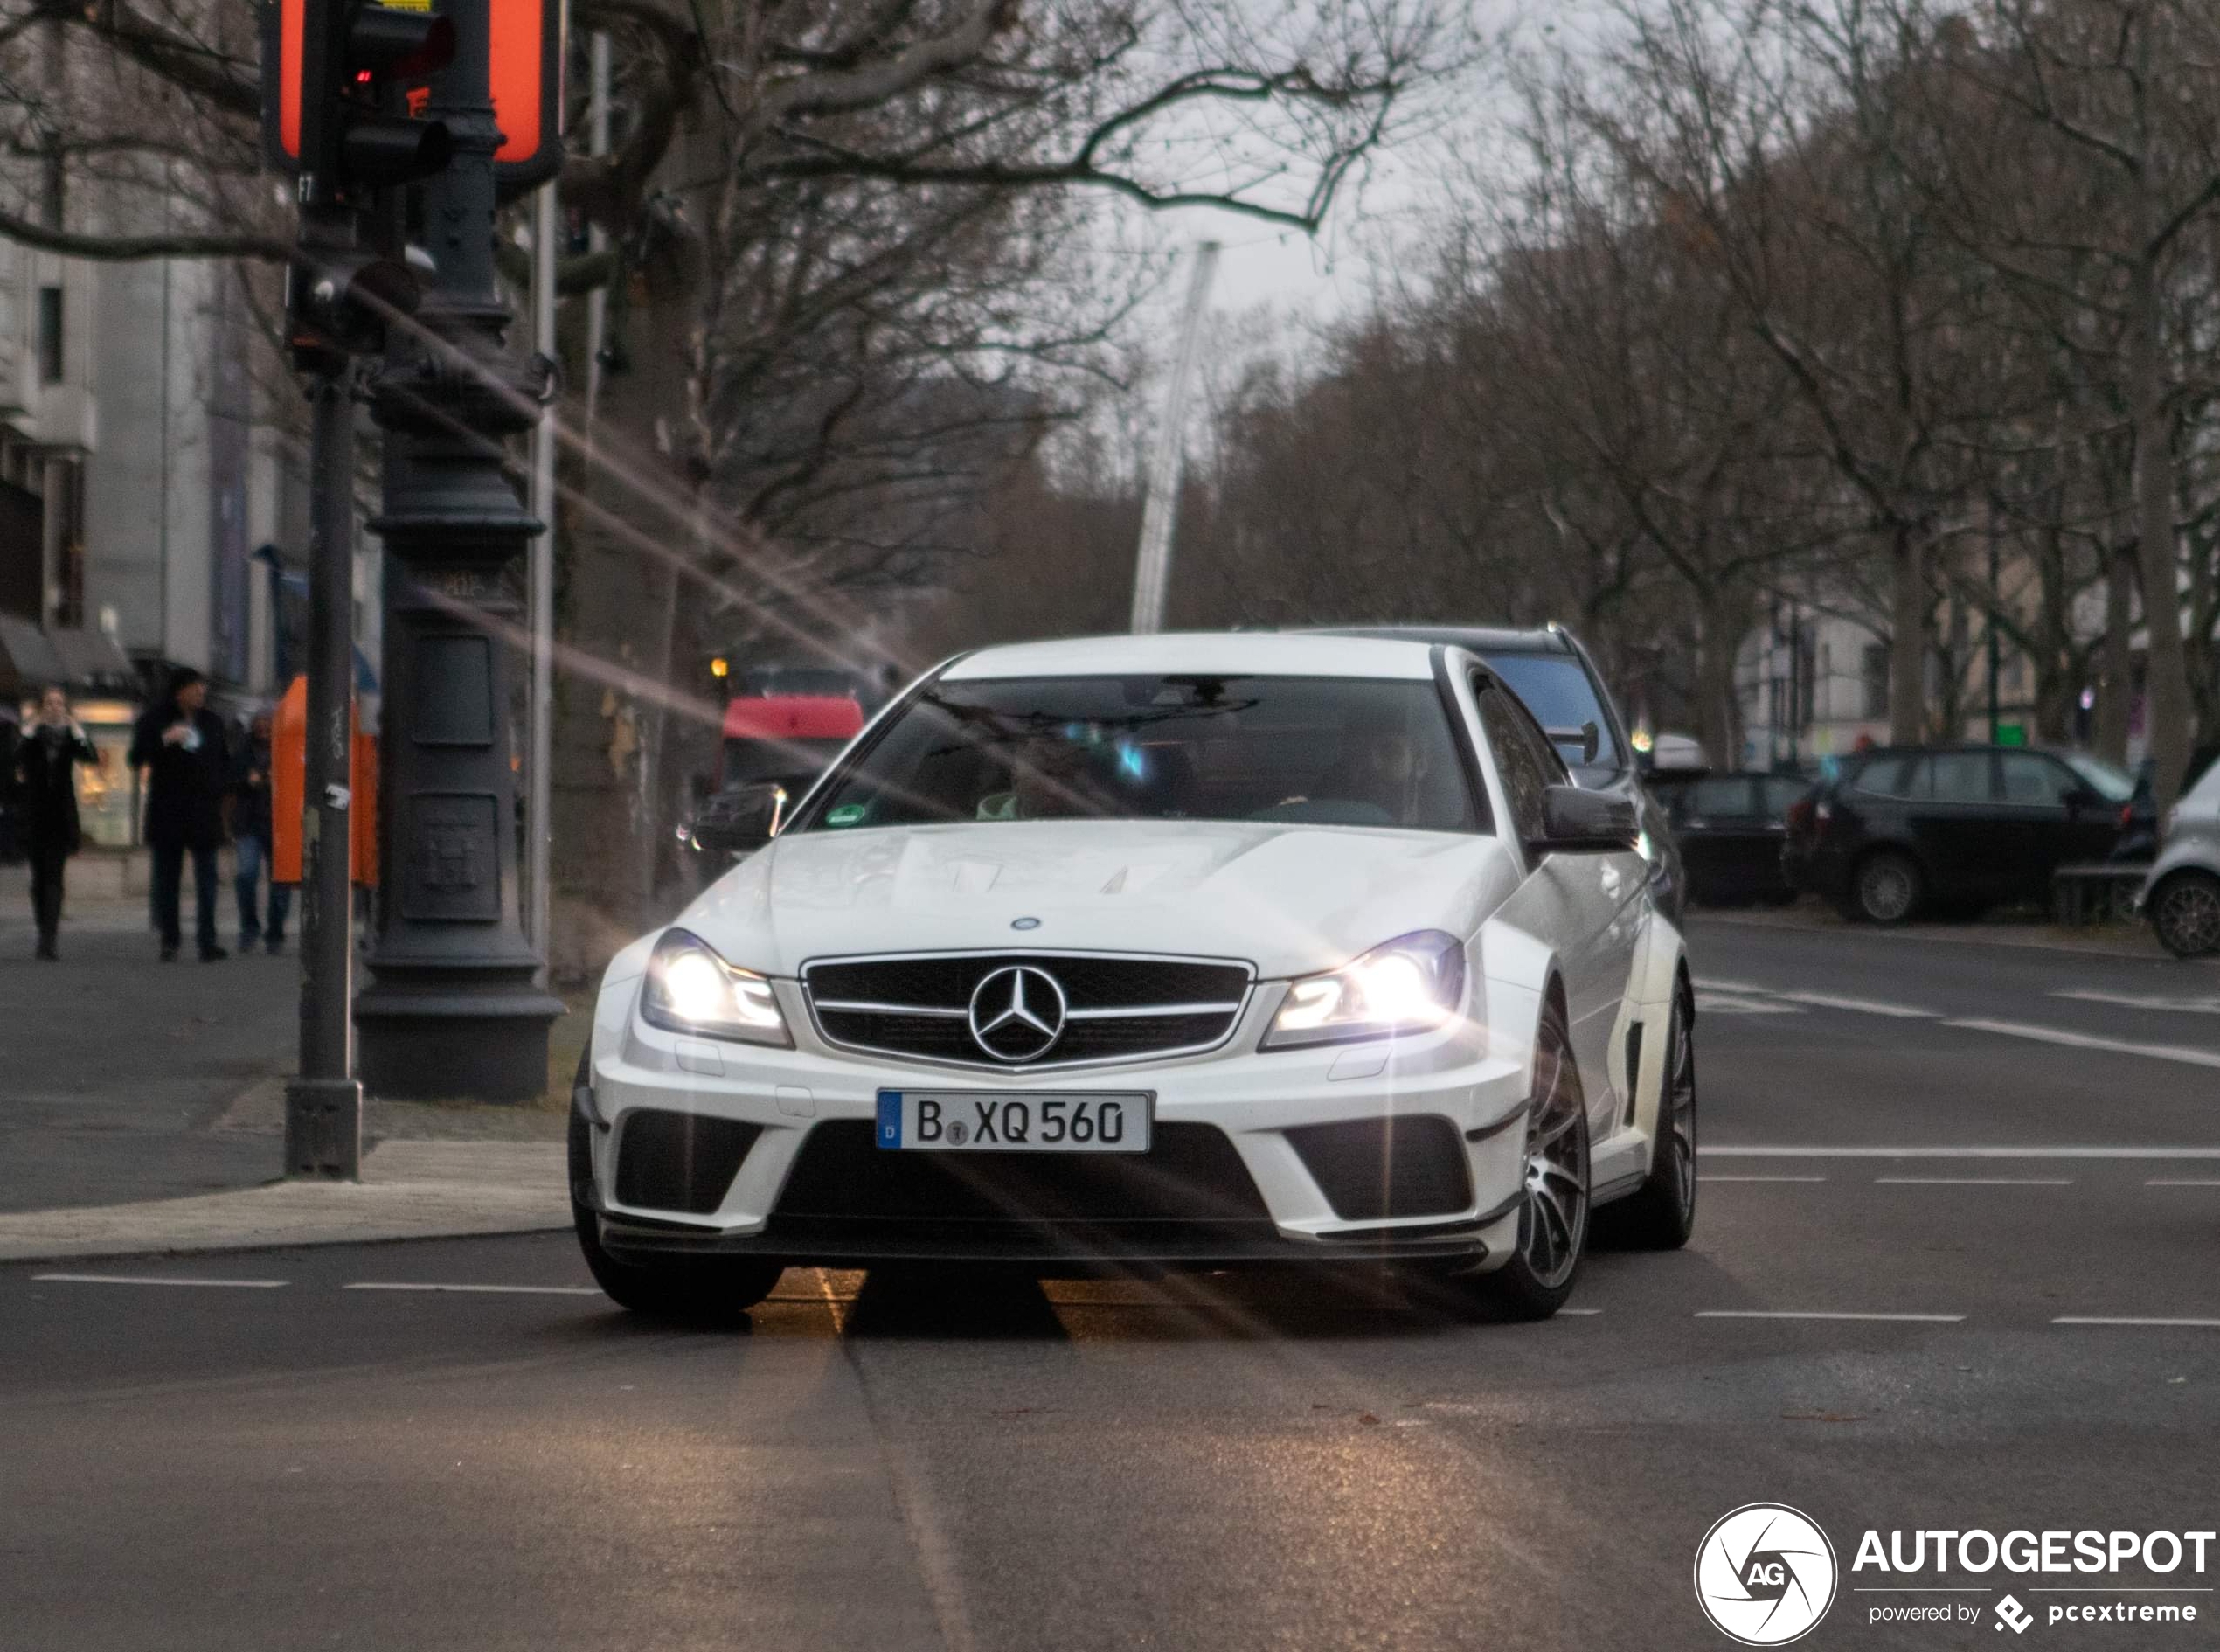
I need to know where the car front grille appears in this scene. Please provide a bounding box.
[801,952,1252,1070]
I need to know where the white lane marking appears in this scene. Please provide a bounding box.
[2147,1178,2220,1187]
[1696,1310,1966,1322]
[1557,1308,1603,1316]
[2054,989,2220,1016]
[1708,1145,2220,1159]
[1707,1175,1829,1183]
[31,1273,287,1289]
[1778,990,1936,1018]
[1692,977,1775,995]
[1695,991,1804,1016]
[2052,1316,2220,1329]
[1943,1017,2220,1071]
[1875,1177,2073,1186]
[343,1282,602,1295]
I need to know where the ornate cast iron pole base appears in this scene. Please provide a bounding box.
[354,0,560,1100]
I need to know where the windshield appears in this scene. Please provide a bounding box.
[1478,653,1621,778]
[2058,752,2135,803]
[797,675,1482,834]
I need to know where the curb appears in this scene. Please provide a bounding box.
[0,1141,570,1264]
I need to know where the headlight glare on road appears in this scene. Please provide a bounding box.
[640,928,791,1046]
[1263,931,1466,1049]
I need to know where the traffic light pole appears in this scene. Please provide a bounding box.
[353,0,561,1100]
[286,346,365,1177]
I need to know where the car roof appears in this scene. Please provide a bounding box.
[943,631,1440,683]
[1318,624,1576,656]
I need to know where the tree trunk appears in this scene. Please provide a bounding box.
[2128,253,2191,809]
[2096,545,2133,767]
[1695,582,1748,769]
[548,271,700,961]
[1888,524,1926,744]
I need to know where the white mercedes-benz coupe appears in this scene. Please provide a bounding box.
[572,632,1696,1320]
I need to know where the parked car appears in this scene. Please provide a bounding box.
[2138,757,2220,958]
[2112,749,2220,864]
[1326,624,1686,921]
[1783,744,2129,922]
[1648,769,1809,906]
[576,632,1697,1323]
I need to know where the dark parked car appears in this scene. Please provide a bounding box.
[1783,744,2129,922]
[1649,770,1810,906]
[1327,623,1686,920]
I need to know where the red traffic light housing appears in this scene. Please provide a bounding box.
[265,0,560,197]
[266,0,456,205]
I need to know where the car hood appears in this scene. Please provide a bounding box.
[676,820,1518,979]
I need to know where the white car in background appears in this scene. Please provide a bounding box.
[572,633,1696,1321]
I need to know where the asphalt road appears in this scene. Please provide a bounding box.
[4,916,2218,1651]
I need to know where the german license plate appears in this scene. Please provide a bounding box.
[875,1090,1152,1152]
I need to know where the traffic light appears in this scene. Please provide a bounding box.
[266,0,457,207]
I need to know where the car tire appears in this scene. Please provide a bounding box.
[2150,871,2220,959]
[1598,980,1696,1251]
[1455,996,1591,1322]
[1851,849,1921,924]
[568,1054,784,1320]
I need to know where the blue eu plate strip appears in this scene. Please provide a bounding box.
[876,1091,903,1149]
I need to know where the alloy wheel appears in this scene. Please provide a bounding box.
[1858,856,1916,923]
[1519,1030,1590,1290]
[2154,876,2220,958]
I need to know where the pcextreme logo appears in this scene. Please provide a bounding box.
[1694,1503,1840,1646]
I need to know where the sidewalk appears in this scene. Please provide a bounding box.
[0,879,572,1262]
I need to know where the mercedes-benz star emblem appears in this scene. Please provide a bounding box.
[968,965,1067,1062]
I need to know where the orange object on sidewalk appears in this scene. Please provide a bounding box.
[272,675,378,886]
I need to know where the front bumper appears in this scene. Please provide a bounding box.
[580,974,1537,1271]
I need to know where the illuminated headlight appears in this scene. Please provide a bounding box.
[1262,931,1467,1049]
[640,928,791,1046]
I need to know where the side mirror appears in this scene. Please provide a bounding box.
[704,781,785,855]
[1547,721,1601,764]
[1535,784,1638,854]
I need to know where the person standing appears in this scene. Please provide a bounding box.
[14,686,99,960]
[131,668,230,961]
[231,709,289,954]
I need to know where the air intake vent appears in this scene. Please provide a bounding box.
[1285,1115,1472,1221]
[614,1109,761,1215]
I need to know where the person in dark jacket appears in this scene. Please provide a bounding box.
[14,686,99,960]
[231,709,289,954]
[130,668,231,961]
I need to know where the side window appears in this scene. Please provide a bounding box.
[1926,752,1995,804]
[1998,753,2073,807]
[1475,683,1559,843]
[1851,755,1916,798]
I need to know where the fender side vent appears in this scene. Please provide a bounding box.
[1623,1022,1644,1127]
[615,1109,762,1215]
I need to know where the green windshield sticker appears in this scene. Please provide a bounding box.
[826,802,867,827]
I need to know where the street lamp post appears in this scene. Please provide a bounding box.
[353,0,561,1100]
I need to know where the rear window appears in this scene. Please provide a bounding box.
[1759,776,1811,818]
[799,675,1484,834]
[1682,778,1757,818]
